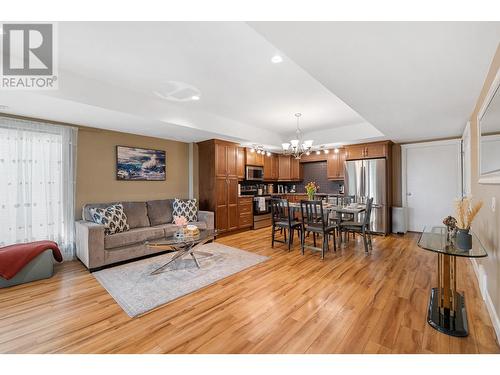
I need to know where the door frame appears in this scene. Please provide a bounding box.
[401,139,462,212]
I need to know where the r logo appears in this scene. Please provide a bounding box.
[2,24,53,76]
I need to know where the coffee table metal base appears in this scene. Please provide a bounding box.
[150,241,212,275]
[427,288,468,337]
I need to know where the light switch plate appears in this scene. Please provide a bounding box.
[492,197,496,212]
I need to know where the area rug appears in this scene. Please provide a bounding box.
[93,243,268,317]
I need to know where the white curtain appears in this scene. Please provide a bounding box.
[0,116,78,260]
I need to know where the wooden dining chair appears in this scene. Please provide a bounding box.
[300,200,337,259]
[339,197,374,253]
[270,198,303,251]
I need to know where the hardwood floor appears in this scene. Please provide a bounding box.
[0,228,498,354]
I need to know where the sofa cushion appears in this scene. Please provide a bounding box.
[147,199,173,226]
[104,226,164,250]
[122,202,150,229]
[90,204,130,235]
[173,198,198,221]
[152,223,178,237]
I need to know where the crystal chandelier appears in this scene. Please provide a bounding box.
[281,113,313,159]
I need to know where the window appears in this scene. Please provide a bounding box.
[0,117,77,259]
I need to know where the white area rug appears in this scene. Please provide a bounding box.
[93,243,268,317]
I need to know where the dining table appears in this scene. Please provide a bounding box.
[287,201,366,216]
[287,201,366,244]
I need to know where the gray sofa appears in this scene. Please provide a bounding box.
[75,199,214,271]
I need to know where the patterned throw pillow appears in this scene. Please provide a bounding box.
[172,198,198,222]
[90,203,130,235]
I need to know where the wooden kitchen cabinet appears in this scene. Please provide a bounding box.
[278,155,291,181]
[263,153,274,180]
[238,196,253,229]
[215,142,238,177]
[198,139,240,234]
[364,142,388,159]
[345,141,390,160]
[327,148,346,180]
[271,155,279,180]
[245,148,264,166]
[290,157,303,181]
[236,146,245,180]
[345,144,366,160]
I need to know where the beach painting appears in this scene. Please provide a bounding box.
[116,146,166,181]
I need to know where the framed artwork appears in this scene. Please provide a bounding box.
[116,145,166,181]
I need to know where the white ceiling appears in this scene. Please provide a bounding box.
[249,21,500,143]
[1,22,499,146]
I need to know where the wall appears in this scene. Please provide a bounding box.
[76,127,189,219]
[295,161,343,194]
[470,44,500,336]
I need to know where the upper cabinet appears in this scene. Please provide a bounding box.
[245,148,264,166]
[263,153,274,180]
[215,142,238,177]
[278,155,291,181]
[327,148,346,180]
[237,147,245,180]
[345,141,390,160]
[271,154,279,180]
[275,154,303,181]
[290,157,303,181]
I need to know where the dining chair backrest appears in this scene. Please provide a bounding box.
[327,195,338,205]
[270,198,291,225]
[300,200,326,229]
[363,197,374,227]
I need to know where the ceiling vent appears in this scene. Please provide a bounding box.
[154,81,201,102]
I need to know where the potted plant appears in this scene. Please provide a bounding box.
[305,181,319,201]
[454,197,483,250]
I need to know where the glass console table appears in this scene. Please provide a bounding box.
[417,226,488,337]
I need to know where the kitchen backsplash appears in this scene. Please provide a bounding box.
[294,161,343,194]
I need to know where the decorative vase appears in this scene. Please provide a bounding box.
[307,191,315,201]
[456,228,472,250]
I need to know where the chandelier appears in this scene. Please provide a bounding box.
[281,113,313,159]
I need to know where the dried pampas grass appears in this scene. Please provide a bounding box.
[455,197,483,230]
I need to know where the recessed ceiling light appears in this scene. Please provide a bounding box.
[271,55,283,64]
[191,95,200,101]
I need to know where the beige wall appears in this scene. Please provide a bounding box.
[470,44,500,323]
[76,127,189,219]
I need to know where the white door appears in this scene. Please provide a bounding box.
[403,140,462,232]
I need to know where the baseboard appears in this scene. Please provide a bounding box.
[470,259,500,344]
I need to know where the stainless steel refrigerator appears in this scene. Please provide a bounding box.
[345,158,387,233]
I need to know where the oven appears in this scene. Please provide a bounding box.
[253,195,272,229]
[245,165,264,181]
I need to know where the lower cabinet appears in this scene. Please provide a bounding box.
[238,196,253,229]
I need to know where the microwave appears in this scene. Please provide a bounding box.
[245,165,264,181]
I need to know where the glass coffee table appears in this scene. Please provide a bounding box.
[417,226,488,337]
[145,229,216,275]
